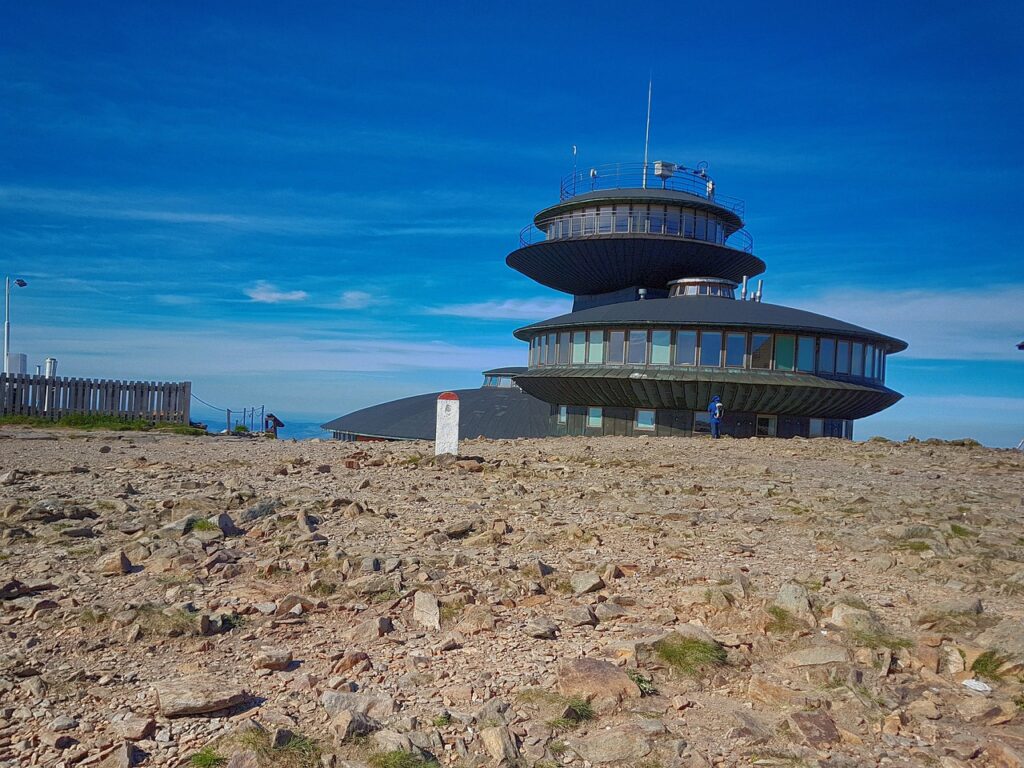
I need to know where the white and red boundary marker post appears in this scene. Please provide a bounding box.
[435,392,459,456]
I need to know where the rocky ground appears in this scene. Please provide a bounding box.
[0,428,1023,768]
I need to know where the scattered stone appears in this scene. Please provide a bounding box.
[155,678,247,716]
[571,571,605,595]
[413,590,441,630]
[556,657,641,713]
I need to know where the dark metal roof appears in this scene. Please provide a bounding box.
[482,366,528,376]
[513,367,902,421]
[506,237,765,294]
[513,296,908,352]
[320,385,551,441]
[534,188,744,231]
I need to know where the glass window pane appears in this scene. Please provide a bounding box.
[546,333,556,365]
[587,330,604,363]
[836,340,850,374]
[683,210,695,237]
[818,338,835,373]
[627,330,647,364]
[775,335,795,370]
[852,342,864,376]
[586,407,602,428]
[675,331,696,365]
[651,330,670,364]
[608,330,625,364]
[557,331,570,365]
[797,336,815,372]
[700,331,722,366]
[865,344,875,378]
[635,409,656,430]
[571,331,586,364]
[725,333,746,367]
[750,334,772,369]
[557,405,567,424]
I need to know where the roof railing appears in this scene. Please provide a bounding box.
[560,162,745,216]
[518,209,753,252]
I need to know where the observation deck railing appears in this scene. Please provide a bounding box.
[518,209,753,252]
[559,162,745,216]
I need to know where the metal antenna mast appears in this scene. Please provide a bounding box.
[641,76,653,189]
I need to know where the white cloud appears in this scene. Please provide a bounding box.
[244,281,308,304]
[790,286,1024,361]
[425,297,571,320]
[335,290,377,310]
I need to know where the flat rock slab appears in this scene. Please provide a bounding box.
[155,678,247,717]
[781,645,850,668]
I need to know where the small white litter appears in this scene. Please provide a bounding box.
[962,678,992,693]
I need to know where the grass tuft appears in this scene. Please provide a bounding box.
[971,650,1009,681]
[237,729,321,768]
[765,605,802,634]
[849,630,912,650]
[367,752,439,768]
[189,747,227,768]
[627,669,658,696]
[189,518,219,533]
[654,636,727,676]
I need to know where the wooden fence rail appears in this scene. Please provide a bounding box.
[1,374,191,423]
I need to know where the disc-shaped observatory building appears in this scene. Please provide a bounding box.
[323,160,906,441]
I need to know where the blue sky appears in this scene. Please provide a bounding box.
[2,2,1022,444]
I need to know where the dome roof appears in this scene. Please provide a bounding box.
[514,296,908,352]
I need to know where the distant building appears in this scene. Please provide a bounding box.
[324,159,907,440]
[5,354,27,375]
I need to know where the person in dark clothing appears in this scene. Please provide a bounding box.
[708,395,724,438]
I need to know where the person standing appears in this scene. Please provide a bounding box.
[708,395,724,438]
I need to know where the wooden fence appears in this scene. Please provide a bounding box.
[0,373,191,423]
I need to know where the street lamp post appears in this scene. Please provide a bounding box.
[3,277,28,375]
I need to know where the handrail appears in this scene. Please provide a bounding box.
[559,162,745,217]
[518,210,754,253]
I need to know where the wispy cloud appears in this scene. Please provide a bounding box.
[425,297,571,320]
[334,290,378,310]
[244,281,308,303]
[790,286,1024,361]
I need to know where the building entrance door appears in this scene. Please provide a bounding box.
[756,415,777,437]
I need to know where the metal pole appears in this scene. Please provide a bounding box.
[3,276,10,375]
[641,77,652,189]
[226,408,231,434]
[260,405,265,434]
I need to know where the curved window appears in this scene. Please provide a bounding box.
[651,330,671,364]
[587,330,604,363]
[836,340,850,374]
[725,333,746,367]
[627,330,647,364]
[700,331,722,366]
[751,334,772,369]
[851,342,864,376]
[775,335,795,371]
[608,330,625,364]
[797,336,815,372]
[557,332,570,365]
[818,338,836,374]
[546,333,557,365]
[571,331,586,364]
[675,331,697,365]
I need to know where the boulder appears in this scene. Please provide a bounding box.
[321,690,397,720]
[480,725,519,761]
[572,720,664,764]
[556,657,641,713]
[96,550,131,576]
[332,710,380,743]
[789,710,840,749]
[571,572,605,595]
[413,591,441,630]
[253,647,293,671]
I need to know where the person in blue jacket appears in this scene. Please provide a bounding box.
[708,395,724,438]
